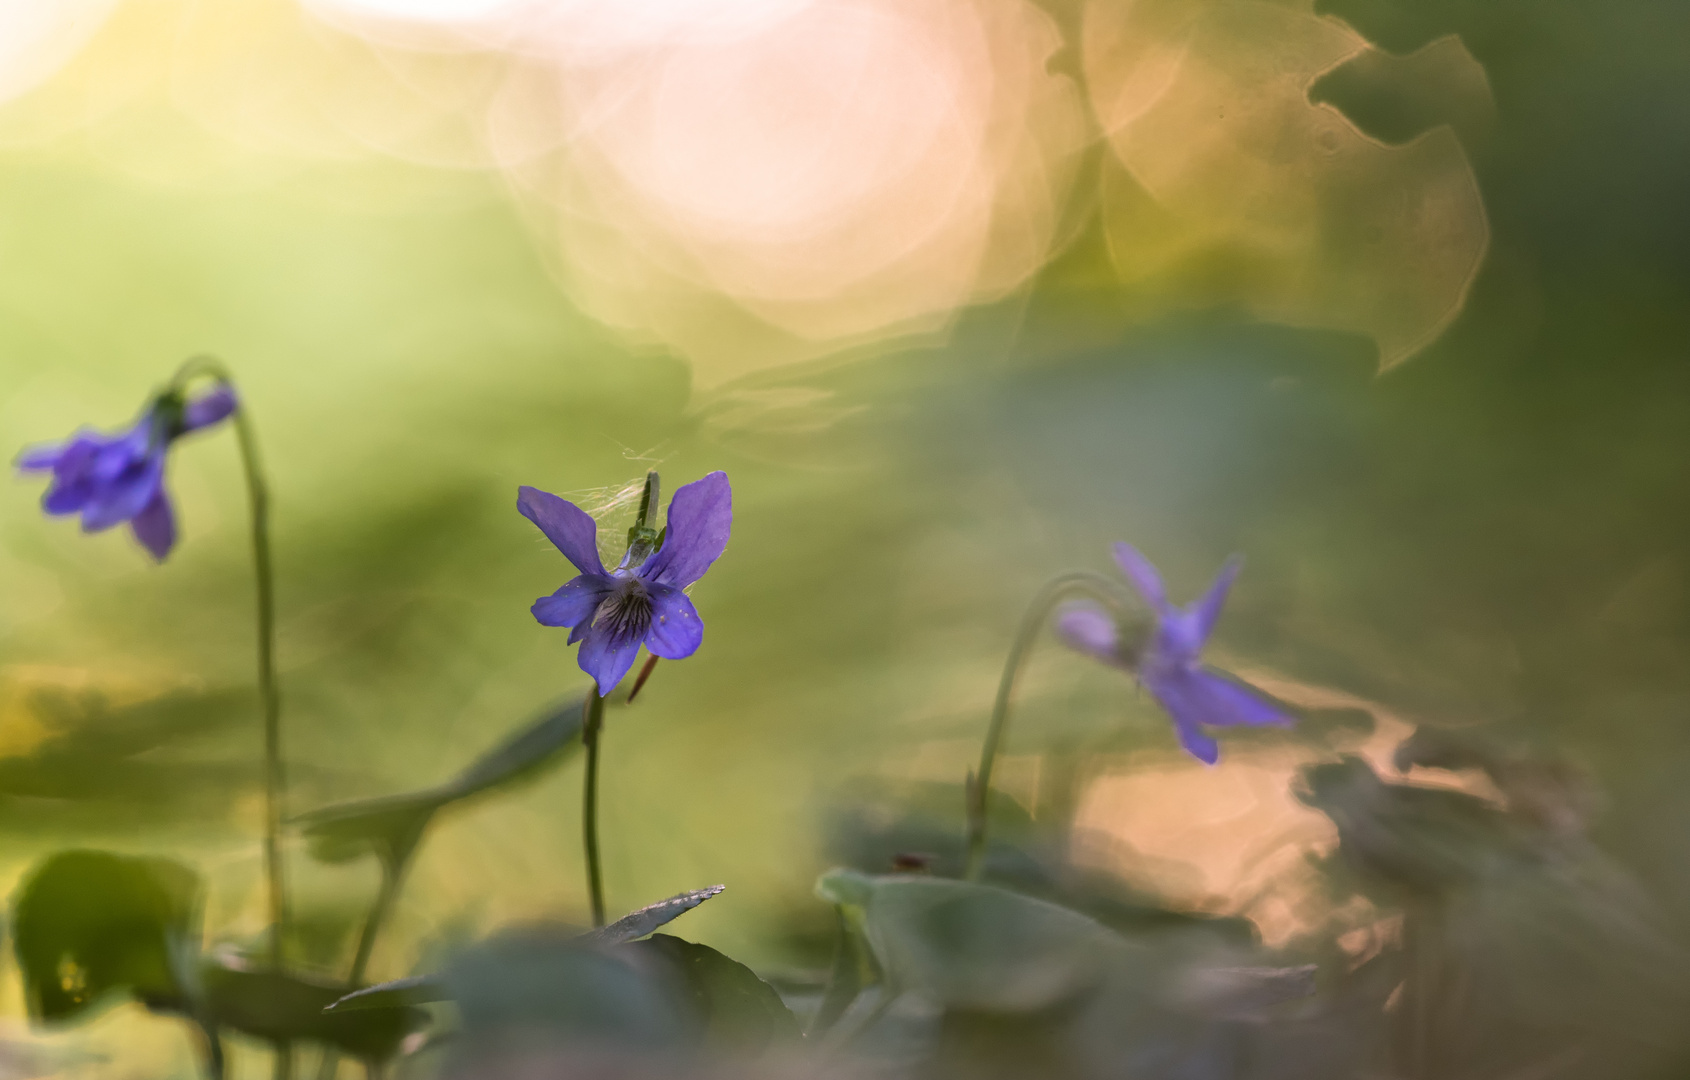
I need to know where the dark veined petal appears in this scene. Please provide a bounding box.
[533,575,613,628]
[181,384,238,433]
[1189,556,1241,645]
[643,583,703,660]
[80,454,165,532]
[1186,669,1293,728]
[518,486,606,576]
[1144,670,1221,764]
[130,491,177,561]
[1053,602,1121,665]
[89,422,153,483]
[1113,542,1172,614]
[576,623,645,697]
[640,471,731,589]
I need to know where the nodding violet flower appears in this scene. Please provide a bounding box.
[1057,543,1291,764]
[15,384,238,561]
[520,471,731,696]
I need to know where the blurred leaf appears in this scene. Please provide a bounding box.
[627,934,799,1051]
[329,884,725,1013]
[200,960,427,1060]
[445,925,691,1050]
[324,975,446,1013]
[816,870,1118,1012]
[11,850,202,1021]
[579,885,725,947]
[445,696,588,797]
[294,695,585,866]
[1297,755,1528,897]
[808,907,868,1037]
[0,689,255,830]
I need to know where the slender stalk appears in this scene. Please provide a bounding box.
[229,400,289,970]
[171,357,290,1080]
[963,569,1134,881]
[582,691,607,927]
[314,857,409,1080]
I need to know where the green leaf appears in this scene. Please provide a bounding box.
[445,926,691,1049]
[626,935,799,1051]
[11,850,202,1022]
[323,975,446,1013]
[200,960,427,1060]
[577,885,726,947]
[445,696,588,798]
[294,696,585,866]
[816,870,1120,1012]
[326,884,725,1014]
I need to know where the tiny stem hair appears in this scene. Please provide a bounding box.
[964,569,1135,881]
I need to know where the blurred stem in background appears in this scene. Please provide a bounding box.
[582,690,607,927]
[172,357,291,1078]
[964,570,1134,881]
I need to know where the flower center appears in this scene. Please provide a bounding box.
[592,579,653,640]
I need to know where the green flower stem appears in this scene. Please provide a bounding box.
[172,357,290,1080]
[313,855,410,1080]
[582,690,608,928]
[963,569,1134,882]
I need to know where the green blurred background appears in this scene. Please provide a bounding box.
[1,0,1688,1071]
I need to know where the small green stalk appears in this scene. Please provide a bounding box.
[171,356,290,1080]
[963,569,1134,881]
[582,691,608,927]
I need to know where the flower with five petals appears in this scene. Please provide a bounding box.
[520,471,731,696]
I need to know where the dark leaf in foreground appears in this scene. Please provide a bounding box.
[328,884,725,1013]
[578,885,726,947]
[627,934,799,1050]
[200,960,427,1060]
[816,869,1118,1012]
[11,850,201,1021]
[445,926,692,1050]
[322,975,447,1013]
[295,696,585,865]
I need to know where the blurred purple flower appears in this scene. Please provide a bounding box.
[521,471,732,696]
[15,384,238,562]
[1056,543,1290,764]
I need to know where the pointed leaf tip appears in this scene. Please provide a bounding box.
[578,885,726,946]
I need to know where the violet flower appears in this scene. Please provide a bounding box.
[520,471,731,696]
[15,384,238,561]
[1057,543,1290,764]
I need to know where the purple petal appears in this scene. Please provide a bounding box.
[1113,543,1171,613]
[15,440,68,472]
[42,478,92,515]
[182,384,238,432]
[80,456,165,532]
[1053,603,1121,665]
[1171,715,1220,764]
[518,486,606,576]
[533,575,613,628]
[643,584,703,660]
[640,471,732,589]
[1185,669,1293,728]
[1145,671,1221,764]
[130,491,177,561]
[1190,557,1241,644]
[1142,672,1223,763]
[577,624,645,697]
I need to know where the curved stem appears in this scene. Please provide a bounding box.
[172,357,290,1080]
[582,691,607,927]
[963,569,1134,881]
